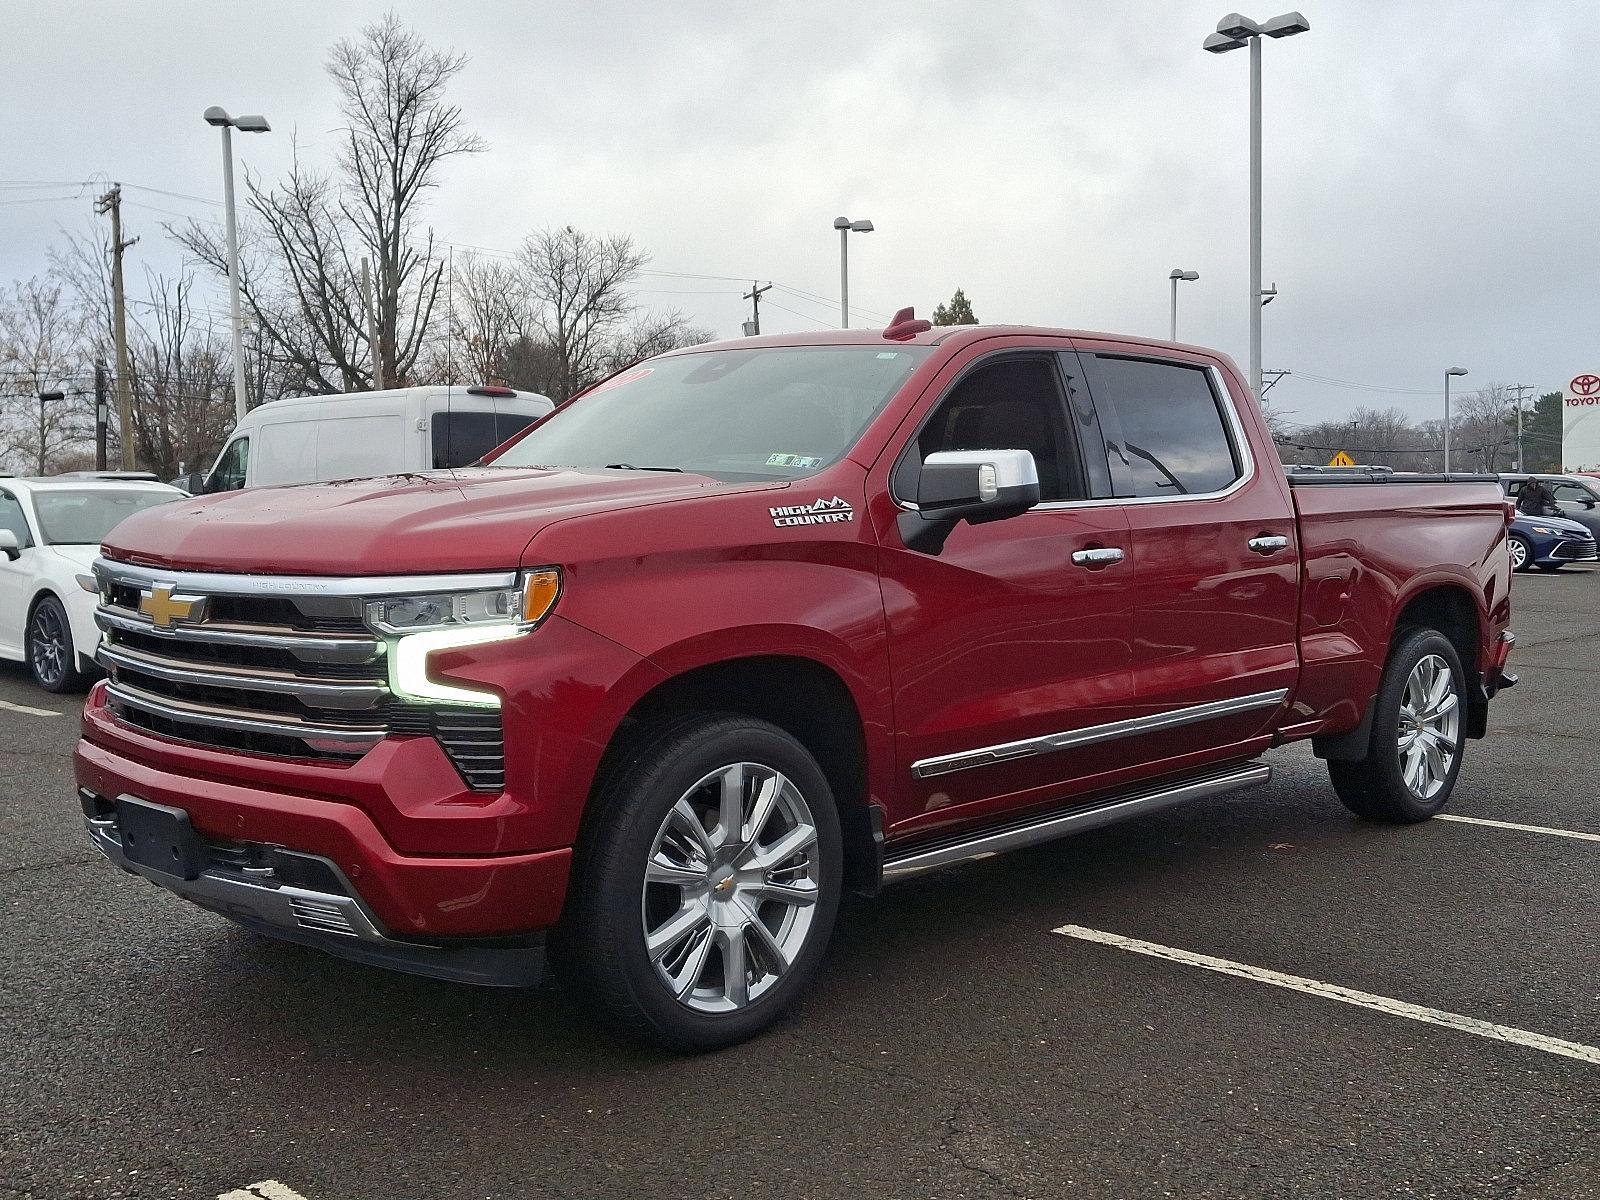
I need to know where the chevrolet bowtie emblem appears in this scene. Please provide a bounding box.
[138,585,205,629]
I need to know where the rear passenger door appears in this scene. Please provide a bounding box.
[1075,343,1299,763]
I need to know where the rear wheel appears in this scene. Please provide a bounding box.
[1508,534,1533,572]
[1329,628,1465,823]
[27,596,88,693]
[565,713,843,1050]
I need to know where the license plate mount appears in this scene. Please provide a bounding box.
[116,796,207,881]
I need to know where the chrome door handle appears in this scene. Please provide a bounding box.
[1248,535,1290,555]
[1072,547,1125,567]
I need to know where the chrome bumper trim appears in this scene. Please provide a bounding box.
[86,810,385,942]
[106,680,386,747]
[97,643,386,710]
[910,688,1290,779]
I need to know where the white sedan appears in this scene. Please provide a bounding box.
[0,474,185,691]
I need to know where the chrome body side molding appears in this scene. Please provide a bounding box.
[881,762,1271,884]
[910,688,1289,779]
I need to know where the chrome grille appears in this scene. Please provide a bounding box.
[93,561,509,790]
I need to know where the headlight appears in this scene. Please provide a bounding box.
[367,569,561,707]
[1529,526,1553,535]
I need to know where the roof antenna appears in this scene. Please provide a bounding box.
[883,307,932,341]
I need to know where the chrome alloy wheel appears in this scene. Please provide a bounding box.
[1398,653,1459,800]
[641,762,821,1014]
[1509,537,1529,571]
[28,604,66,687]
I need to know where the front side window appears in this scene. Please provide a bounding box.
[1093,357,1242,498]
[902,356,1084,503]
[1553,483,1595,506]
[31,490,176,545]
[0,492,33,549]
[207,438,249,492]
[488,346,930,481]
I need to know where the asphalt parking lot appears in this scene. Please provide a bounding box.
[3,571,1596,1200]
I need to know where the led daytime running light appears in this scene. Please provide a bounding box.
[390,624,524,707]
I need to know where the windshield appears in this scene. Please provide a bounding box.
[32,489,176,545]
[488,346,931,480]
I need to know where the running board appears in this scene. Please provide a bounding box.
[879,763,1272,885]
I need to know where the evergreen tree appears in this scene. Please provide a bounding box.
[1522,390,1563,472]
[931,288,978,326]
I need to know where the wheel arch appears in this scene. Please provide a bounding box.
[579,653,882,895]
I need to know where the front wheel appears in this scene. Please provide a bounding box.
[1329,628,1466,823]
[565,713,843,1051]
[1508,534,1533,572]
[27,596,89,693]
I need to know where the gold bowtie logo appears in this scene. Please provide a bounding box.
[138,585,203,629]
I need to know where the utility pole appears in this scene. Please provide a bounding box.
[96,185,138,469]
[742,281,771,336]
[94,362,108,471]
[361,257,385,388]
[1508,383,1532,472]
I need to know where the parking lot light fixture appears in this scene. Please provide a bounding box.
[1203,12,1311,401]
[1169,269,1200,341]
[1444,366,1469,473]
[834,216,874,328]
[205,106,271,424]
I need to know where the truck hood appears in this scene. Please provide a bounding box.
[99,467,770,575]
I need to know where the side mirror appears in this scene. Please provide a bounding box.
[170,471,206,496]
[898,449,1041,554]
[0,529,19,561]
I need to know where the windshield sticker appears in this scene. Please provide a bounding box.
[770,496,855,527]
[766,453,824,469]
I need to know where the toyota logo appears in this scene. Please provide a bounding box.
[1572,374,1600,397]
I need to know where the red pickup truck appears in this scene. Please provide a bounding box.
[77,318,1516,1048]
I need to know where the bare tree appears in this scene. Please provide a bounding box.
[0,275,91,473]
[1454,383,1514,472]
[174,13,482,396]
[125,273,237,477]
[446,253,527,383]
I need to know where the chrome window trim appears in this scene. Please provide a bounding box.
[93,557,517,597]
[892,362,1255,514]
[910,688,1288,779]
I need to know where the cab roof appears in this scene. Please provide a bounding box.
[663,322,1222,359]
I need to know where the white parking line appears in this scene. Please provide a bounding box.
[0,697,61,718]
[1052,924,1600,1067]
[218,1182,312,1200]
[1436,813,1600,843]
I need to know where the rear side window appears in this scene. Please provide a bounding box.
[432,411,538,469]
[1092,357,1241,497]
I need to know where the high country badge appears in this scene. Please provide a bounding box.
[770,496,855,527]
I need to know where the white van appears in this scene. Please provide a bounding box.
[196,385,555,493]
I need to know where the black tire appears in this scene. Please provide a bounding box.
[1508,534,1534,573]
[27,595,88,693]
[1329,627,1466,823]
[564,712,843,1051]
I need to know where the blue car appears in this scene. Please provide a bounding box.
[1508,512,1598,572]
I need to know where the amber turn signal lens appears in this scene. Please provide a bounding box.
[520,569,562,624]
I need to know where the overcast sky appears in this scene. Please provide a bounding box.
[3,1,1595,429]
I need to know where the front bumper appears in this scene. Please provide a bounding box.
[81,787,547,987]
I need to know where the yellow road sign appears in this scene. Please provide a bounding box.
[1328,451,1356,467]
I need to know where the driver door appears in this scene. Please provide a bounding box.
[870,339,1137,838]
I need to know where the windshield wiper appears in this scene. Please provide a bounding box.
[605,463,684,472]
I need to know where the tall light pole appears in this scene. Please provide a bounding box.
[1204,12,1310,401]
[833,216,874,328]
[1443,366,1469,473]
[1169,269,1199,341]
[204,106,271,423]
